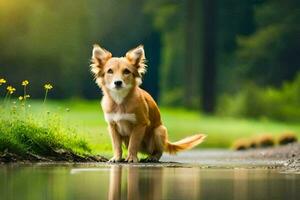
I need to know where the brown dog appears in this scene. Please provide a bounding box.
[91,44,206,162]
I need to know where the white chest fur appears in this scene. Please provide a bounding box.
[104,112,137,123]
[104,112,136,136]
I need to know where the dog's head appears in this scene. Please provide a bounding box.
[90,44,146,93]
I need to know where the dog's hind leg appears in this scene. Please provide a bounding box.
[142,125,167,162]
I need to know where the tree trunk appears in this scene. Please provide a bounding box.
[184,0,196,107]
[201,0,217,113]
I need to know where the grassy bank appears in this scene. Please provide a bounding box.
[0,112,91,155]
[0,99,103,161]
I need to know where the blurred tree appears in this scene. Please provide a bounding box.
[141,31,161,101]
[184,0,196,107]
[216,0,256,94]
[0,0,299,120]
[0,0,159,99]
[184,0,202,108]
[146,0,259,111]
[83,0,155,99]
[0,0,90,98]
[201,0,217,113]
[145,0,186,106]
[236,0,300,87]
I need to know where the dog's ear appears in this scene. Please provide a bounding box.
[125,45,146,76]
[91,44,112,76]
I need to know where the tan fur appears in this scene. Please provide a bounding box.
[91,44,206,162]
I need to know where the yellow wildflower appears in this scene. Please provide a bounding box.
[19,95,30,100]
[0,78,6,85]
[22,80,29,86]
[7,86,16,94]
[44,83,53,90]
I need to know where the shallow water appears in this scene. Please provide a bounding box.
[0,164,299,200]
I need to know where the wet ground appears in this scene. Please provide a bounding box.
[1,145,300,200]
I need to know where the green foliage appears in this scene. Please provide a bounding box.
[0,0,152,99]
[217,73,300,122]
[0,0,299,118]
[145,0,186,105]
[160,88,184,106]
[236,0,300,86]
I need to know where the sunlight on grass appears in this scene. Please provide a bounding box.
[29,100,300,153]
[161,107,300,148]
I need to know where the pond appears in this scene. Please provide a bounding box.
[0,163,299,200]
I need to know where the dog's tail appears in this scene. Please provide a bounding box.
[164,134,206,154]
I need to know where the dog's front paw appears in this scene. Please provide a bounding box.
[108,156,123,163]
[125,154,138,163]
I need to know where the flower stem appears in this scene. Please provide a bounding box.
[43,89,48,104]
[23,85,27,107]
[24,85,26,96]
[3,91,9,105]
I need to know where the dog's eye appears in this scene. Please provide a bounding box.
[123,69,131,75]
[107,69,113,74]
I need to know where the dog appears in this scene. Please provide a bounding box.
[90,44,206,162]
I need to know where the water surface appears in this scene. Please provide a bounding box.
[0,164,299,200]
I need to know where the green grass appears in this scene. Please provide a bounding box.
[0,102,92,158]
[1,99,300,158]
[29,100,300,152]
[161,107,300,148]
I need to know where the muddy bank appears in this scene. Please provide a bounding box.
[0,149,108,163]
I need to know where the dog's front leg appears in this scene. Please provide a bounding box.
[126,125,146,163]
[108,123,123,162]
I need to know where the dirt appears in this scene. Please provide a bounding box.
[0,149,108,163]
[234,142,300,172]
[161,142,300,172]
[1,143,299,172]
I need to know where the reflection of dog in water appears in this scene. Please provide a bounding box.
[108,165,162,200]
[108,165,201,200]
[91,44,206,163]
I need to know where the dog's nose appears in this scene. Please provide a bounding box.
[114,80,123,87]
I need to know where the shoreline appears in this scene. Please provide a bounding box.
[1,143,299,172]
[0,149,108,163]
